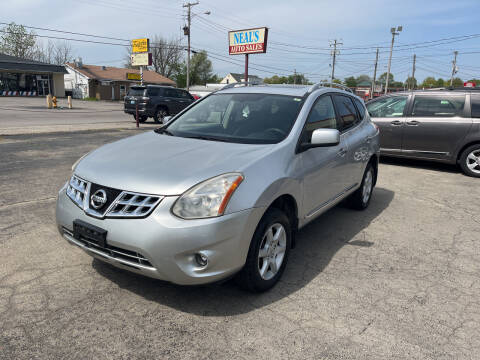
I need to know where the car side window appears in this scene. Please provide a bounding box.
[470,95,480,118]
[366,96,408,118]
[180,90,192,99]
[300,95,337,144]
[165,88,177,98]
[412,95,465,117]
[354,98,366,119]
[333,95,359,131]
[147,88,159,96]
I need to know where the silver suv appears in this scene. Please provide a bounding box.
[56,83,379,292]
[366,89,480,177]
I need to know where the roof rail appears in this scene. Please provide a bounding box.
[220,82,261,90]
[307,82,354,94]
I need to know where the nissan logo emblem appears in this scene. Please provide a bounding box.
[90,189,107,209]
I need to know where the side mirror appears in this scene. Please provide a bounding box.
[300,128,340,151]
[162,115,173,124]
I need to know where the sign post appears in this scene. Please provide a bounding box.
[131,38,151,86]
[228,27,268,83]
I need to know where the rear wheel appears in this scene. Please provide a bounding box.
[236,208,291,292]
[459,144,480,178]
[153,107,168,123]
[348,163,375,210]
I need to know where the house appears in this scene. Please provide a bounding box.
[0,53,67,97]
[64,59,176,100]
[220,73,263,85]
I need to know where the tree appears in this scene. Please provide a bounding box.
[344,76,357,87]
[264,75,288,84]
[451,77,463,87]
[174,50,216,87]
[356,74,371,84]
[378,72,393,84]
[436,78,445,87]
[332,78,342,84]
[151,35,184,79]
[405,76,417,89]
[0,22,37,59]
[421,77,437,88]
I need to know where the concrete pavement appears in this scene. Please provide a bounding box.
[1,129,479,359]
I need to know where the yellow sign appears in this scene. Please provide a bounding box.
[126,73,141,81]
[132,38,149,53]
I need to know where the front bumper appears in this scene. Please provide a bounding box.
[56,185,265,285]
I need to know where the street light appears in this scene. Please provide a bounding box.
[385,25,402,94]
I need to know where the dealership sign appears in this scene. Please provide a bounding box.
[228,27,268,55]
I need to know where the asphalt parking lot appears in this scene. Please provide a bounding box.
[1,129,479,359]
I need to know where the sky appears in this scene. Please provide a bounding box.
[3,0,480,83]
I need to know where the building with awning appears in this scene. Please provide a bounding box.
[0,53,67,97]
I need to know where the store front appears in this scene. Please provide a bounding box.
[0,53,66,97]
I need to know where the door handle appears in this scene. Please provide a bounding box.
[406,120,420,126]
[390,120,402,126]
[337,148,347,157]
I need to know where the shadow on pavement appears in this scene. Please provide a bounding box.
[93,187,394,316]
[380,155,461,174]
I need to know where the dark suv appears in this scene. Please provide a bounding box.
[124,85,195,123]
[366,89,480,177]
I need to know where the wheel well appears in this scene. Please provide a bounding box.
[369,154,379,186]
[268,194,299,248]
[156,105,169,114]
[456,141,480,162]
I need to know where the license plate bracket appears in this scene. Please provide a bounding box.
[73,219,108,248]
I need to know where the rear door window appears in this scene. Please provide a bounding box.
[471,95,480,118]
[333,95,360,131]
[164,88,178,98]
[412,95,465,117]
[147,87,163,97]
[366,96,407,118]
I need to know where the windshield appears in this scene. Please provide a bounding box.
[165,93,304,144]
[127,87,146,96]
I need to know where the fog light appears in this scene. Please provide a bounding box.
[195,253,208,267]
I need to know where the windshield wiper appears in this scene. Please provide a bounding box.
[154,127,174,136]
[185,135,229,142]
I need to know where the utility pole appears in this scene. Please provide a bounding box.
[410,54,416,90]
[330,39,342,85]
[183,1,199,92]
[293,69,297,85]
[450,51,458,87]
[371,48,379,99]
[385,26,402,94]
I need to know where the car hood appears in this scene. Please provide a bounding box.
[75,131,275,195]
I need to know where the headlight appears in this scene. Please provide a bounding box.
[172,173,244,219]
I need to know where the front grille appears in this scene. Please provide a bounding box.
[66,175,88,208]
[66,175,163,219]
[63,227,153,268]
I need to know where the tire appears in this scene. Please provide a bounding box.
[348,162,375,210]
[236,208,291,292]
[153,107,168,123]
[133,115,147,123]
[459,144,480,178]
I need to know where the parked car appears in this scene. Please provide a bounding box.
[124,85,195,123]
[56,83,379,292]
[366,89,480,177]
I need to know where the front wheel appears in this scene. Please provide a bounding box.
[348,163,375,210]
[153,108,168,123]
[236,208,291,292]
[459,145,480,178]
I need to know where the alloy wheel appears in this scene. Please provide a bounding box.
[362,169,373,204]
[258,223,287,280]
[466,149,480,174]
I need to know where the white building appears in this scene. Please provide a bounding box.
[220,73,263,85]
